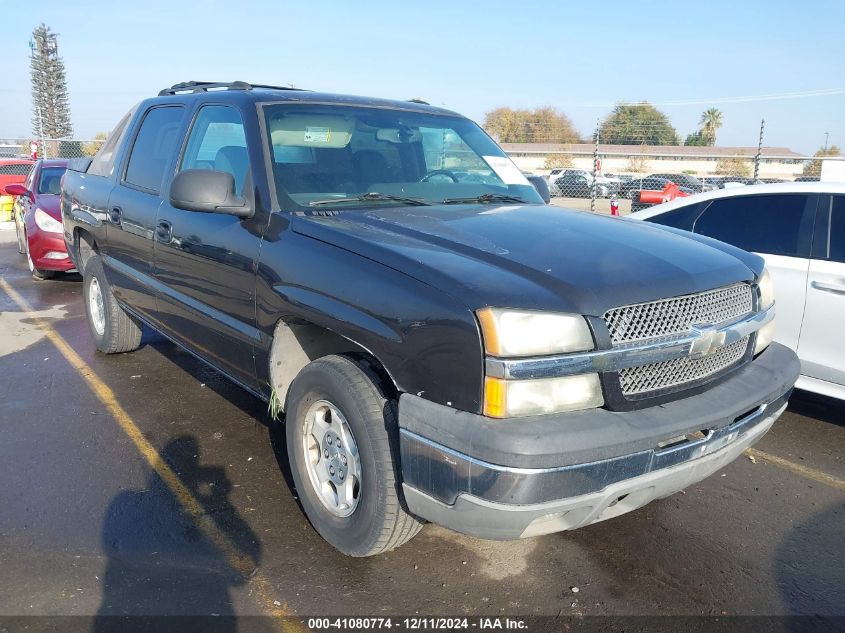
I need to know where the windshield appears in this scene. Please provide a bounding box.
[37,166,66,195]
[261,103,543,209]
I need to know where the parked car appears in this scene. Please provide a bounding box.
[62,81,798,556]
[549,169,619,198]
[6,159,73,279]
[0,158,34,194]
[552,170,608,198]
[619,176,677,199]
[648,173,714,193]
[630,182,844,400]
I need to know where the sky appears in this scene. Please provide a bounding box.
[1,0,844,155]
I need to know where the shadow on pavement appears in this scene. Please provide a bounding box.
[788,390,845,428]
[775,501,844,630]
[92,436,264,631]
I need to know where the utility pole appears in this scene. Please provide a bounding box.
[824,132,830,151]
[591,119,599,213]
[753,118,765,181]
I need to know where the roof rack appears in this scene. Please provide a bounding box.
[158,81,305,96]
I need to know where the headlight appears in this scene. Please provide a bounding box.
[476,308,594,357]
[484,374,604,418]
[758,268,774,310]
[754,317,776,355]
[34,208,63,233]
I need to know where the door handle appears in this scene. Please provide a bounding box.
[109,206,122,224]
[810,280,845,295]
[155,220,173,243]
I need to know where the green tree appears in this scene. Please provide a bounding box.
[803,145,842,178]
[483,106,581,143]
[699,108,724,146]
[30,24,73,139]
[599,103,678,145]
[684,130,708,146]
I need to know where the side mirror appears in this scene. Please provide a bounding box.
[4,184,28,197]
[525,175,550,203]
[169,169,252,218]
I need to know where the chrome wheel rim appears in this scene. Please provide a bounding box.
[88,277,106,337]
[301,399,361,517]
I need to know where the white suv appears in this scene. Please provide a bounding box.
[629,182,845,400]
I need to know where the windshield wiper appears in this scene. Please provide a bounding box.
[442,193,526,205]
[309,192,431,207]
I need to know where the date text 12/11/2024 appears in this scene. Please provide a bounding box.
[306,617,528,630]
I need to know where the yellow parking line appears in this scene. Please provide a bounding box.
[0,277,304,629]
[744,447,845,491]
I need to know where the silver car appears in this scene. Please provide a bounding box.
[629,182,845,400]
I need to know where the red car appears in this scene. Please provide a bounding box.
[0,158,34,191]
[5,159,74,279]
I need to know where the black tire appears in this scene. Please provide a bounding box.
[82,255,142,354]
[286,355,422,556]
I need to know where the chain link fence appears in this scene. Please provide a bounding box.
[500,118,844,215]
[0,138,104,160]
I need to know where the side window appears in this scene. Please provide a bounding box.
[694,194,810,257]
[124,106,185,193]
[647,202,704,230]
[180,105,248,195]
[829,196,845,263]
[89,106,137,177]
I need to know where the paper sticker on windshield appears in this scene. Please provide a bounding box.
[482,156,530,185]
[304,126,331,143]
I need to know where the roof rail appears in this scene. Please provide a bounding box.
[158,81,304,96]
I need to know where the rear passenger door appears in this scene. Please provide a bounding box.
[105,105,186,325]
[692,193,817,352]
[796,195,845,386]
[153,104,265,391]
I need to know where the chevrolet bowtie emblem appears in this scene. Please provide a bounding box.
[688,325,727,359]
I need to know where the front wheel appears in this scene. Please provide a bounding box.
[82,255,142,354]
[24,236,55,280]
[286,355,422,556]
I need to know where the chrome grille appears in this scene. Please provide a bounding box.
[603,283,754,397]
[604,283,753,345]
[618,336,749,395]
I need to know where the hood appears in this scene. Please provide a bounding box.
[292,204,763,316]
[35,194,61,218]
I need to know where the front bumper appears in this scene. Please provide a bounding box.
[28,226,75,272]
[399,343,799,540]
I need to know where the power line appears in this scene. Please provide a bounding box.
[561,87,845,108]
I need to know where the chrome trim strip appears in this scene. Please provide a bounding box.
[485,305,774,380]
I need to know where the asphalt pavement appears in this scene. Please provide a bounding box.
[0,228,843,630]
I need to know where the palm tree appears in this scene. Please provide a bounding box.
[699,108,724,146]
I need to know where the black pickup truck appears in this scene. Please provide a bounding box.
[62,81,799,556]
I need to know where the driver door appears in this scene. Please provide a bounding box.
[153,104,267,391]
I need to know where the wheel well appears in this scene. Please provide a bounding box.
[269,319,396,415]
[75,229,98,273]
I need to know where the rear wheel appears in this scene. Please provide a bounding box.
[286,355,422,556]
[82,255,142,354]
